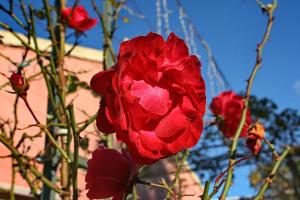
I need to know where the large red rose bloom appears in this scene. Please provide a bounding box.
[61,6,97,32]
[209,91,252,138]
[85,146,138,200]
[91,32,206,164]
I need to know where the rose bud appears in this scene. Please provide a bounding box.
[85,146,139,200]
[9,72,29,98]
[247,122,265,155]
[246,138,262,155]
[61,6,97,32]
[91,32,206,164]
[209,91,252,138]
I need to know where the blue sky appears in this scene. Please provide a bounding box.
[1,0,299,198]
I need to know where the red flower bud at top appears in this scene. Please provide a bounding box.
[61,6,97,32]
[90,32,206,164]
[209,91,252,138]
[247,122,265,155]
[85,146,139,200]
[9,72,29,97]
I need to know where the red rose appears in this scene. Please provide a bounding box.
[85,146,139,200]
[209,91,252,138]
[61,6,97,32]
[9,72,29,97]
[91,32,206,164]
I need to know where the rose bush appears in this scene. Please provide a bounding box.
[85,146,139,200]
[61,6,97,32]
[210,91,252,138]
[91,32,206,164]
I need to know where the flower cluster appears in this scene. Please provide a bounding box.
[209,91,252,138]
[90,32,206,164]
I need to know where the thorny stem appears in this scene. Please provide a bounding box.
[0,134,68,197]
[166,150,189,199]
[219,1,277,199]
[19,123,71,164]
[137,179,178,200]
[253,147,290,200]
[21,96,40,124]
[78,113,97,134]
[209,179,225,199]
[264,138,279,159]
[67,105,79,200]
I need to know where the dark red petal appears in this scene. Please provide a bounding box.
[139,130,165,153]
[90,68,116,95]
[155,107,187,142]
[86,147,133,199]
[61,7,72,19]
[87,147,131,179]
[164,33,189,60]
[167,112,203,153]
[119,32,165,58]
[96,99,115,134]
[78,18,97,31]
[86,177,125,199]
[127,52,159,83]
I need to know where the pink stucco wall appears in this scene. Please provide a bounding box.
[0,44,102,199]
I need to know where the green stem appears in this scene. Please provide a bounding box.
[137,179,178,200]
[219,1,277,199]
[0,134,68,196]
[254,147,290,200]
[166,150,189,199]
[37,124,71,164]
[201,181,210,200]
[77,113,97,133]
[67,105,79,200]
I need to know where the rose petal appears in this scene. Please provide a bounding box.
[164,33,189,60]
[119,32,165,58]
[96,99,115,134]
[90,67,116,95]
[130,80,171,116]
[77,18,97,32]
[86,177,125,199]
[155,107,187,142]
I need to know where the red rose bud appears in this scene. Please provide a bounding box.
[209,91,252,138]
[247,138,262,155]
[91,32,206,164]
[85,146,139,200]
[61,6,97,32]
[247,122,265,155]
[9,72,29,97]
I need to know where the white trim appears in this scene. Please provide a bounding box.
[0,182,32,197]
[0,30,103,62]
